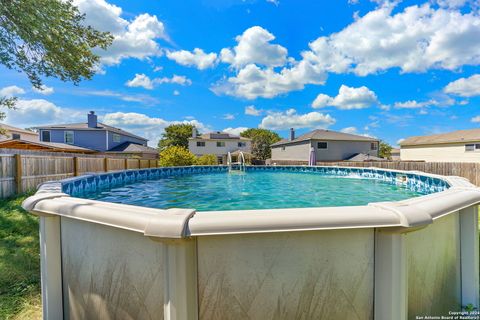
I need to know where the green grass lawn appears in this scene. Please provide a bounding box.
[0,194,41,320]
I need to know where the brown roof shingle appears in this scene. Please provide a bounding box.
[34,122,147,141]
[271,129,378,147]
[401,128,480,146]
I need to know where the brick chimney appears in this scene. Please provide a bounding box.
[192,126,197,138]
[290,128,295,141]
[87,111,97,128]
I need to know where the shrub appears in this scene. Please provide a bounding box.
[196,154,218,165]
[159,146,197,167]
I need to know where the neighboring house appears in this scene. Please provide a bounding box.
[391,148,401,161]
[0,123,38,142]
[188,130,252,164]
[345,153,385,162]
[401,129,480,163]
[271,128,379,162]
[105,142,158,160]
[35,111,155,157]
[0,139,96,153]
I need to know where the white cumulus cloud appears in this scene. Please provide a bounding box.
[5,99,84,128]
[259,108,335,130]
[245,105,262,116]
[444,74,480,97]
[0,85,25,97]
[32,85,54,95]
[73,0,168,66]
[125,73,192,89]
[166,48,218,70]
[302,3,480,75]
[312,85,378,109]
[340,126,375,138]
[222,113,235,120]
[125,73,154,89]
[212,61,326,99]
[394,96,455,109]
[223,127,248,136]
[471,115,480,123]
[102,112,209,146]
[220,26,288,68]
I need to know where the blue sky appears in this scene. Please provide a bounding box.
[1,0,480,146]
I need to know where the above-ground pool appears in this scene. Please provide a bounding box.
[22,165,480,320]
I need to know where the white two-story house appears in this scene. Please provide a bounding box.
[188,130,252,164]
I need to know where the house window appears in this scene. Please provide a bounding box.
[238,142,246,147]
[41,130,51,142]
[11,133,20,140]
[217,156,223,164]
[371,142,378,150]
[217,141,226,147]
[465,144,480,152]
[113,133,121,142]
[197,141,206,147]
[317,141,328,149]
[64,131,74,144]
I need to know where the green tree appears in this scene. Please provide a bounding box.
[159,146,197,167]
[196,154,218,165]
[159,124,197,149]
[240,128,281,160]
[379,141,393,159]
[0,0,113,130]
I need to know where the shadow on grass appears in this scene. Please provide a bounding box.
[0,194,41,319]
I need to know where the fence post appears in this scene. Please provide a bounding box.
[104,157,109,172]
[138,158,141,169]
[14,154,22,194]
[73,157,79,176]
[124,158,128,170]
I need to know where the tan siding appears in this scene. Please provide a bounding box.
[188,139,251,157]
[401,143,480,163]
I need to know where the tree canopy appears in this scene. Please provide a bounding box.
[240,128,281,160]
[379,141,393,159]
[0,0,113,129]
[196,154,218,165]
[0,0,112,88]
[159,124,198,149]
[159,146,197,167]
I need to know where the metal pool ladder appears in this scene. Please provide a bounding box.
[227,151,246,172]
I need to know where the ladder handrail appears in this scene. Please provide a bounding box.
[227,151,246,172]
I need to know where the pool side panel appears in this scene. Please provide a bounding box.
[406,212,461,317]
[197,229,374,320]
[60,217,165,320]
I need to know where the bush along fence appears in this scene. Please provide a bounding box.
[0,153,159,198]
[266,160,480,187]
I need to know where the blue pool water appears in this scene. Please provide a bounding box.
[86,171,423,211]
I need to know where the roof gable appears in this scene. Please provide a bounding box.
[35,122,147,141]
[401,128,480,146]
[272,129,377,147]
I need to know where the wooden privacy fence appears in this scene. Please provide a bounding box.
[0,153,159,198]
